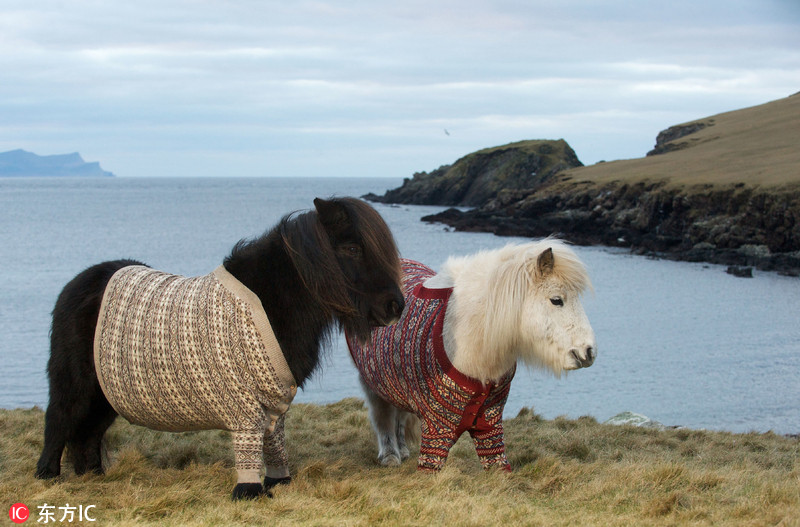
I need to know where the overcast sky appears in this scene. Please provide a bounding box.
[1,1,798,178]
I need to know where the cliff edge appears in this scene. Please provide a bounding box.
[370,94,800,275]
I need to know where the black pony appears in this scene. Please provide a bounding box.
[35,197,404,499]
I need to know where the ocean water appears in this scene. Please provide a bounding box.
[1,177,799,435]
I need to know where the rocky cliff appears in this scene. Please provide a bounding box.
[364,139,582,206]
[426,181,800,274]
[369,94,800,276]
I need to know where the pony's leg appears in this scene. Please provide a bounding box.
[417,421,456,471]
[360,376,401,466]
[37,404,69,478]
[471,426,512,472]
[38,366,117,477]
[231,429,267,500]
[70,397,117,475]
[395,411,412,461]
[263,414,291,491]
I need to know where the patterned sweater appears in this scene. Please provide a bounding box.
[94,265,297,484]
[347,259,515,471]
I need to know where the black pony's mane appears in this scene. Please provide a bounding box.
[277,208,357,318]
[223,197,400,387]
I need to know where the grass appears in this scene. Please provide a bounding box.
[2,399,798,526]
[558,93,800,190]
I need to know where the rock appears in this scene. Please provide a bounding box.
[366,139,583,207]
[726,266,754,278]
[422,180,800,276]
[738,244,771,259]
[646,122,709,156]
[604,412,667,430]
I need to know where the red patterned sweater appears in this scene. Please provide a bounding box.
[347,259,515,471]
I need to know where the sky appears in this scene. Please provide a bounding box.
[1,1,799,178]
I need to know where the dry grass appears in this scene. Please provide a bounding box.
[2,400,798,526]
[559,93,800,191]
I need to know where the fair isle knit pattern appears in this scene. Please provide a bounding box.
[347,259,515,471]
[94,265,297,483]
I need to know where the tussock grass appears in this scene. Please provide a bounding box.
[2,400,798,526]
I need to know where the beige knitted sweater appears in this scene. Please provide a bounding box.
[94,265,297,483]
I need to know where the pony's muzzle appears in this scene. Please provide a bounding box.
[388,298,404,320]
[371,292,405,327]
[570,346,596,368]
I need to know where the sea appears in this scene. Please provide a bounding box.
[2,177,799,435]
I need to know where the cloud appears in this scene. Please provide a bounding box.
[1,0,798,177]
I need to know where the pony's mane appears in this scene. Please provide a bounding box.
[337,197,402,289]
[441,238,591,295]
[277,207,355,316]
[279,197,400,318]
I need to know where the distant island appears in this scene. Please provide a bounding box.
[366,93,800,276]
[0,149,114,177]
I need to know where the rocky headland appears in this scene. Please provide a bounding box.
[367,94,800,276]
[364,139,583,206]
[0,149,114,177]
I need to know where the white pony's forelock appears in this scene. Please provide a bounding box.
[533,238,593,295]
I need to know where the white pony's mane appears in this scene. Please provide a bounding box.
[436,238,592,295]
[435,238,592,382]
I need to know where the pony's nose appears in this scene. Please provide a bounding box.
[571,346,595,368]
[582,346,596,367]
[370,293,404,327]
[586,346,596,362]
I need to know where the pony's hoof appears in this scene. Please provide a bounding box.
[231,483,270,500]
[73,465,105,477]
[264,476,291,491]
[379,453,402,467]
[399,447,410,461]
[34,466,59,480]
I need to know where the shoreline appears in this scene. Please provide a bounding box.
[414,181,800,277]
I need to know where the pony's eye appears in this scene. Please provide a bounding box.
[550,297,564,306]
[340,244,363,258]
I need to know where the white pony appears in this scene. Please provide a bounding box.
[346,239,596,471]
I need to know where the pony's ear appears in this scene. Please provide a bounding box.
[314,198,350,228]
[537,247,555,276]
